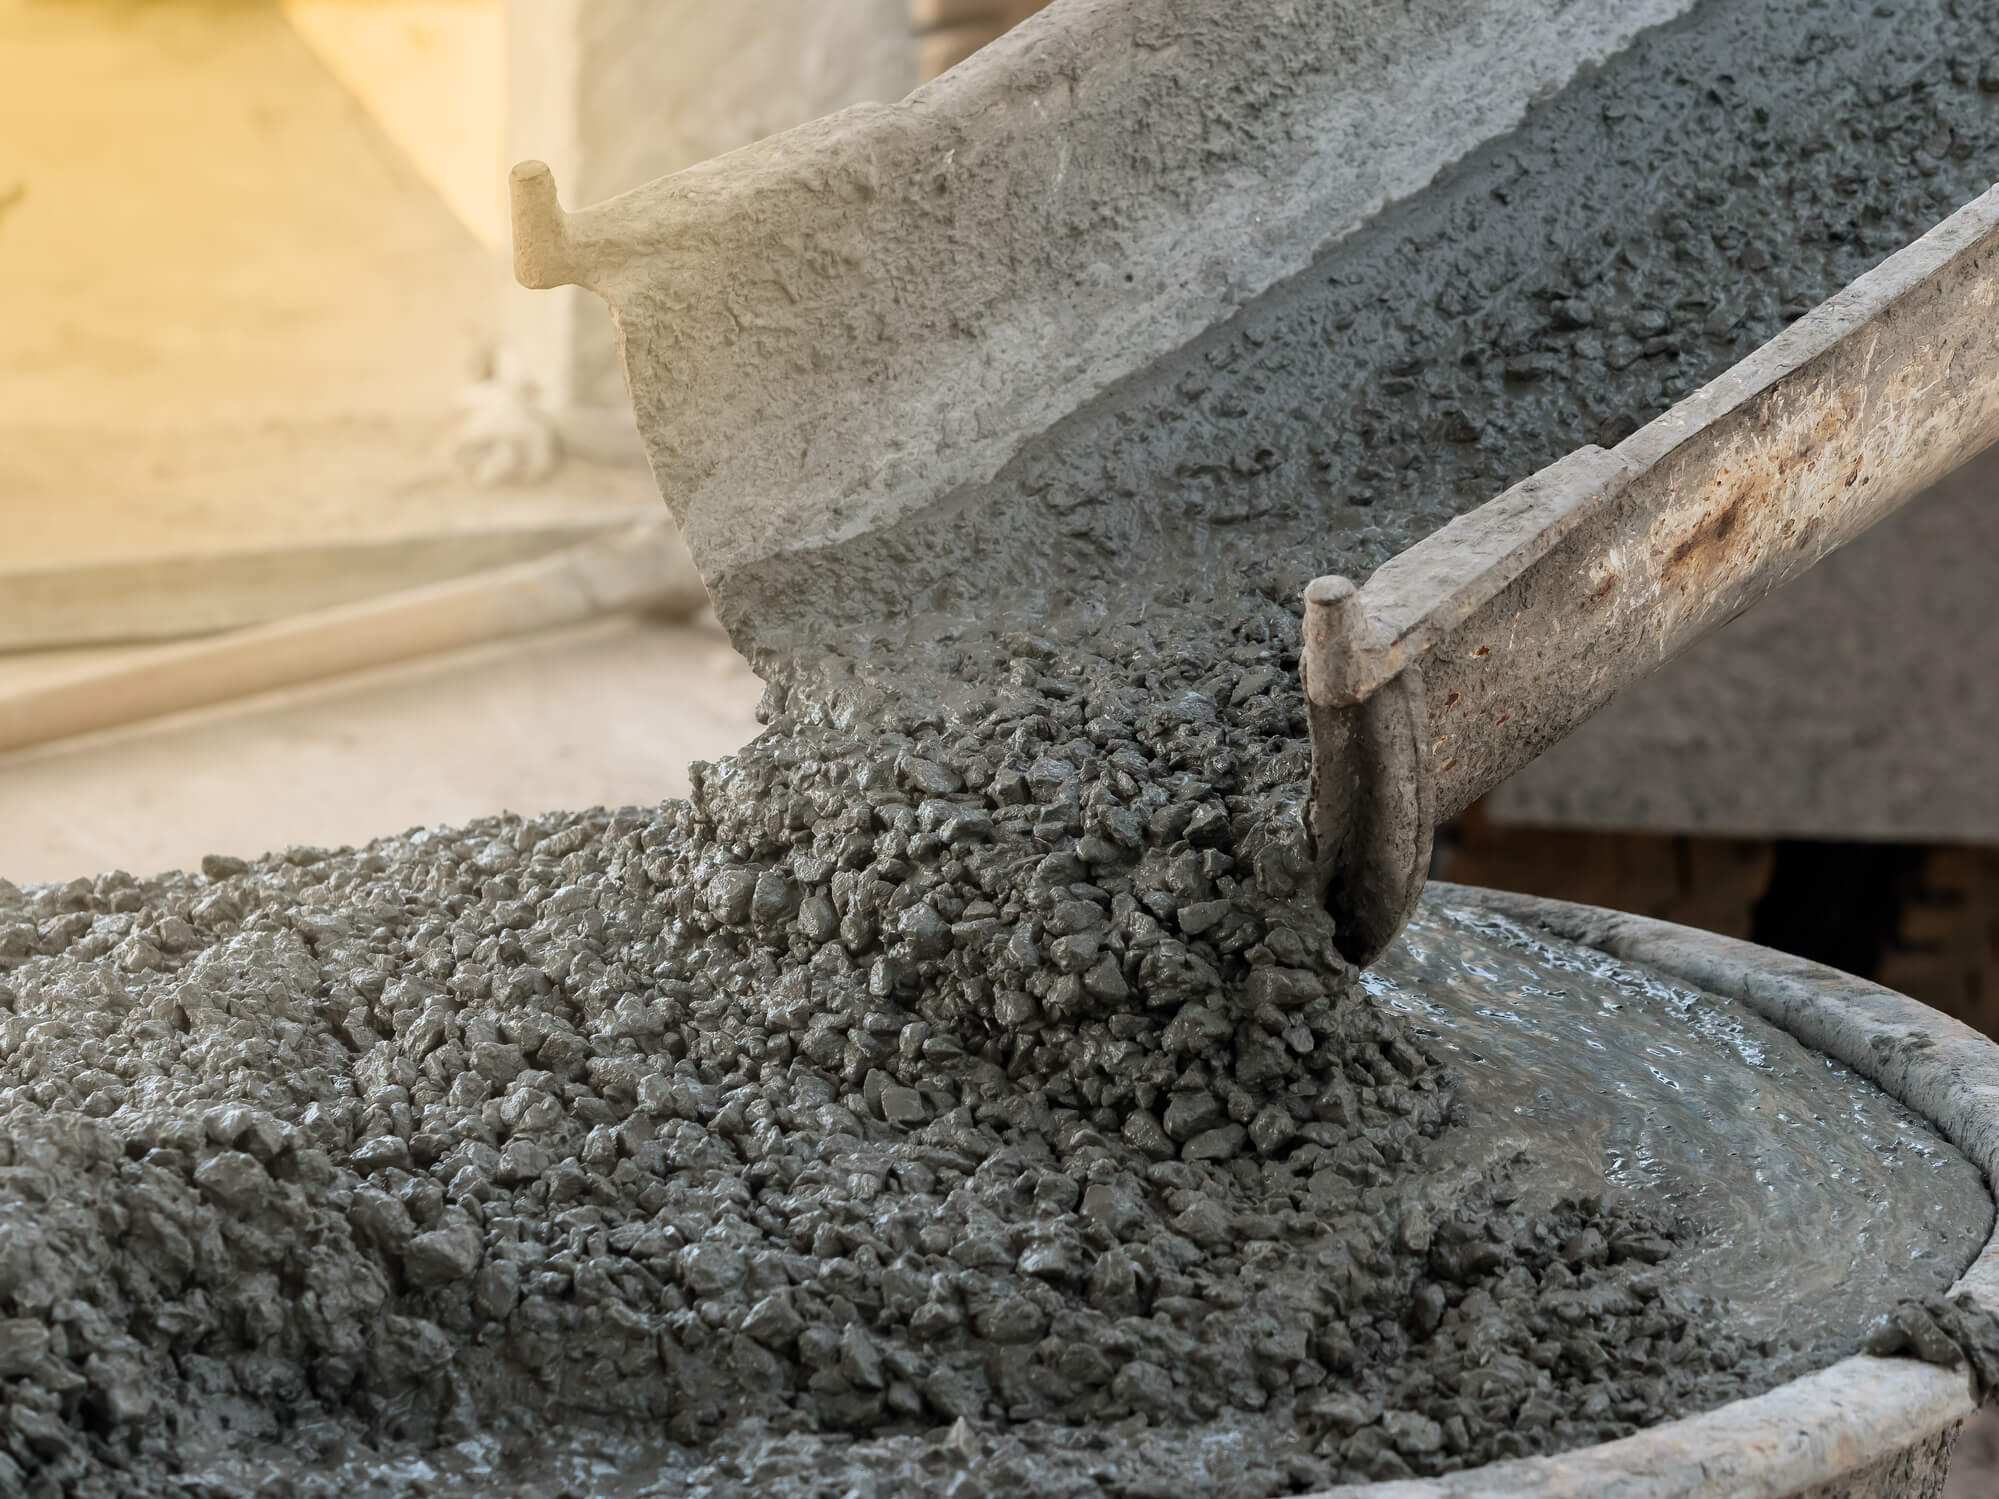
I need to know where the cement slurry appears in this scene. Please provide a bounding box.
[7,0,1999,1493]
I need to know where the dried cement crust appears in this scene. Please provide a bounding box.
[1305,885,1999,1499]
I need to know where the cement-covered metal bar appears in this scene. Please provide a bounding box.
[1307,182,1999,967]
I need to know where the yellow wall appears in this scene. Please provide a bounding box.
[282,0,506,249]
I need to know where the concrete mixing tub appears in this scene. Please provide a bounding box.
[1295,885,1999,1499]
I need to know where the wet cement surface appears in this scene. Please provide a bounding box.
[8,0,1999,1493]
[1377,903,1981,1353]
[0,846,1983,1498]
[727,0,1999,713]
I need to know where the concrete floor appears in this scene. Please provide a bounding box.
[0,614,762,886]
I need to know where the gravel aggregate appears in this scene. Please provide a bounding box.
[7,0,1999,1492]
[0,623,1985,1495]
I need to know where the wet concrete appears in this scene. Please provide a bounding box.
[7,0,1999,1493]
[1380,903,1983,1357]
[0,837,1983,1497]
[725,0,1999,719]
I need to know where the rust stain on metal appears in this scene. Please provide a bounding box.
[1664,489,1751,575]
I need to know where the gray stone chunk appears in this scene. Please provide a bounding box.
[403,1219,484,1288]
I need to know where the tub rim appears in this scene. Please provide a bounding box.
[1308,883,1999,1498]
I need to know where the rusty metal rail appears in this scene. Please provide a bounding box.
[1306,181,1999,967]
